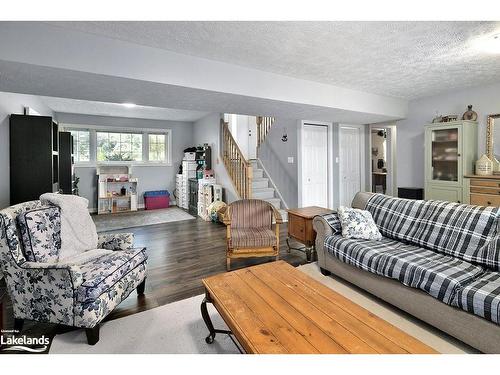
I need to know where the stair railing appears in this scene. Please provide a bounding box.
[221,120,253,199]
[256,116,275,148]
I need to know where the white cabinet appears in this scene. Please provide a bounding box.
[424,121,478,203]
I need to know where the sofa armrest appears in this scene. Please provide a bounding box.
[97,233,135,251]
[8,261,83,324]
[313,216,334,241]
[19,261,84,289]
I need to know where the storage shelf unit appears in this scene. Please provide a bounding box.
[176,159,197,209]
[424,120,478,204]
[97,165,138,214]
[10,114,62,205]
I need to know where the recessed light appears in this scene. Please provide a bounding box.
[122,103,136,108]
[473,33,500,54]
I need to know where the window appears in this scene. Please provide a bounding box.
[64,125,171,165]
[97,131,143,162]
[149,134,166,162]
[70,130,90,162]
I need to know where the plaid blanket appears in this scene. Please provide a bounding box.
[366,194,499,270]
[452,271,500,324]
[325,234,484,304]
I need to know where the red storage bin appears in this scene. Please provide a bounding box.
[144,190,170,210]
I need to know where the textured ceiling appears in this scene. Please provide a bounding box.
[48,21,500,99]
[0,60,396,124]
[39,96,209,122]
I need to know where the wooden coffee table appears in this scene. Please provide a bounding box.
[201,261,437,354]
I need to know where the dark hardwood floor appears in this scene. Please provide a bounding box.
[0,216,307,351]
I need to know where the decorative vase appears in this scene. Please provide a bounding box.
[491,156,500,174]
[462,105,478,121]
[475,154,493,176]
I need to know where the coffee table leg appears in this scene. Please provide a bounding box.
[201,296,217,344]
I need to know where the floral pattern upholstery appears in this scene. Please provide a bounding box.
[337,206,382,241]
[97,233,135,251]
[0,201,147,329]
[76,248,147,303]
[17,206,62,263]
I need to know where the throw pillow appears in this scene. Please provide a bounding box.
[17,206,62,263]
[337,206,382,241]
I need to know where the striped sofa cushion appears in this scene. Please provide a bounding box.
[230,199,272,229]
[366,194,500,269]
[377,246,484,304]
[411,200,499,267]
[477,231,500,270]
[320,212,342,233]
[452,271,500,324]
[365,194,429,244]
[325,234,483,304]
[230,228,277,248]
[324,235,393,273]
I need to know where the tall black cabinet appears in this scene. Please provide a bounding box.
[10,114,60,205]
[59,131,75,195]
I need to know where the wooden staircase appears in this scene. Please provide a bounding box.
[221,116,276,201]
[221,120,253,199]
[256,116,275,148]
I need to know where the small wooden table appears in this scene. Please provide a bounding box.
[286,206,333,262]
[201,261,437,354]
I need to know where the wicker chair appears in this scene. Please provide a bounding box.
[223,199,283,271]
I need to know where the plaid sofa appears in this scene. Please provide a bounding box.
[323,194,500,324]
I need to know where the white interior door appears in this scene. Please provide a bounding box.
[247,116,257,159]
[302,124,328,207]
[339,126,362,207]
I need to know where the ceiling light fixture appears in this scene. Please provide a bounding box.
[122,102,137,108]
[473,33,500,54]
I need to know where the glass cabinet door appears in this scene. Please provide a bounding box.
[431,128,459,182]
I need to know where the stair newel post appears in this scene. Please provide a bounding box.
[247,162,253,199]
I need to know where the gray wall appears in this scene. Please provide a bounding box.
[56,113,193,210]
[193,113,239,203]
[258,118,299,207]
[396,81,500,188]
[0,91,55,209]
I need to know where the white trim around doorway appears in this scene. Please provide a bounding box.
[338,124,367,207]
[298,120,334,209]
[368,123,397,196]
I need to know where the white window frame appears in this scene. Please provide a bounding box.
[148,133,168,162]
[60,123,172,167]
[69,129,92,164]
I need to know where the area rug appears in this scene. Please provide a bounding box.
[297,263,475,354]
[49,294,239,354]
[50,263,476,354]
[92,207,195,232]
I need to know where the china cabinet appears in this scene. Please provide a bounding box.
[424,120,478,204]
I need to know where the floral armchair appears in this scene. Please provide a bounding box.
[0,201,148,345]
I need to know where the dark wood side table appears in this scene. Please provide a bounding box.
[287,206,333,262]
